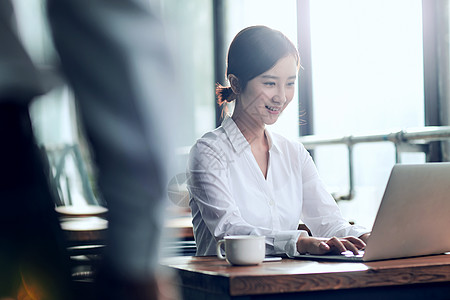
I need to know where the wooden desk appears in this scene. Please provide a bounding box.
[162,255,450,300]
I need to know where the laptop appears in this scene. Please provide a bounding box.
[294,162,450,262]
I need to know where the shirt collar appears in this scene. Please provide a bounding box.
[222,116,249,154]
[222,116,283,155]
[265,128,283,155]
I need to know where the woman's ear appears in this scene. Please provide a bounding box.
[228,74,240,94]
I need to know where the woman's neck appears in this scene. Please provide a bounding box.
[232,109,266,146]
[232,105,270,179]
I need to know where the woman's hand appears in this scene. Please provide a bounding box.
[359,233,370,244]
[296,236,366,255]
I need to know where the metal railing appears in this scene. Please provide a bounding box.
[299,126,450,201]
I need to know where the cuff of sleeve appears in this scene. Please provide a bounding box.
[273,230,309,257]
[348,224,370,238]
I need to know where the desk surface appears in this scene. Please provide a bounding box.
[162,254,450,299]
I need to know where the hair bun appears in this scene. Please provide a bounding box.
[216,84,235,105]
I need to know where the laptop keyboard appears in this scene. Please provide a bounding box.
[339,250,365,261]
[293,250,366,262]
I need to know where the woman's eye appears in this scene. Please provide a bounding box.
[287,82,295,87]
[264,82,275,86]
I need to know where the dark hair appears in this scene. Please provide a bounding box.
[216,25,300,106]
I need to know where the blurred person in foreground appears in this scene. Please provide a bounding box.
[0,0,178,299]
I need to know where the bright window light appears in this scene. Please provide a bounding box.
[310,0,425,228]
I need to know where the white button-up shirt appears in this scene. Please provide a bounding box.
[187,117,367,256]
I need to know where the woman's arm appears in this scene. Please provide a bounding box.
[296,143,370,254]
[298,143,369,238]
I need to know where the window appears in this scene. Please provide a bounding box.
[309,0,425,228]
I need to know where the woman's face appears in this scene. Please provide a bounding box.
[237,55,298,126]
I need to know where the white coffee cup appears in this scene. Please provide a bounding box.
[216,235,265,265]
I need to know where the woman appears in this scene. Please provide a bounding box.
[187,25,370,257]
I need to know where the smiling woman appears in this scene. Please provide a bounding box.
[187,26,370,259]
[225,0,299,140]
[216,25,300,128]
[232,55,298,126]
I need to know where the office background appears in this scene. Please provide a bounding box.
[13,0,450,229]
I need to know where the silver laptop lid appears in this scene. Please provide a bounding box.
[364,163,450,261]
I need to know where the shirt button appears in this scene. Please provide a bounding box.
[269,200,274,206]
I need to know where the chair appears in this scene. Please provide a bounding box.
[45,144,102,207]
[44,144,107,296]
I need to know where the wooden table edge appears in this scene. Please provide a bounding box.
[228,263,450,296]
